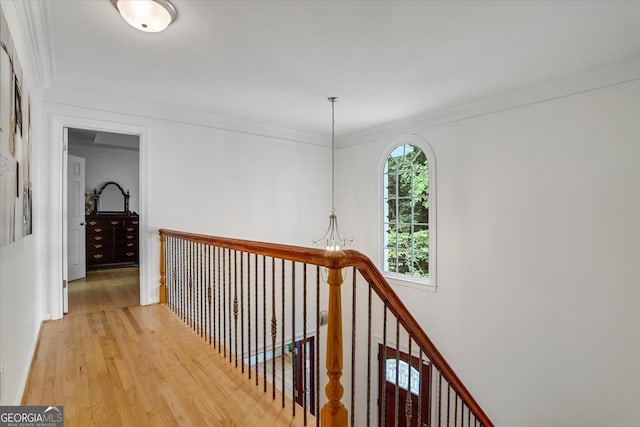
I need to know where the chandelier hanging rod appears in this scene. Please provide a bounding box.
[329,96,337,213]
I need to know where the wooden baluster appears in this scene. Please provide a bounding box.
[262,255,267,392]
[187,241,191,328]
[223,248,227,359]
[302,263,308,425]
[227,249,231,362]
[160,233,166,304]
[233,252,244,374]
[320,268,348,427]
[166,236,171,310]
[190,241,195,331]
[172,237,176,310]
[394,319,400,427]
[198,243,203,337]
[179,239,184,320]
[406,335,413,425]
[183,239,188,322]
[281,259,285,408]
[217,246,221,353]
[438,372,442,426]
[381,304,388,425]
[291,261,296,416]
[208,245,213,346]
[254,253,259,386]
[447,383,451,427]
[271,257,277,400]
[182,239,186,319]
[181,239,186,320]
[316,266,320,427]
[366,283,372,427]
[247,252,251,379]
[419,349,424,427]
[455,389,459,426]
[202,244,207,340]
[350,267,356,427]
[234,251,239,366]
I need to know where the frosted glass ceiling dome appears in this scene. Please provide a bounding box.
[111,0,178,33]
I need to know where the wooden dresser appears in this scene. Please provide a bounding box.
[86,213,139,269]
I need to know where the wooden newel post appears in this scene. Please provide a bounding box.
[159,233,166,304]
[321,268,348,427]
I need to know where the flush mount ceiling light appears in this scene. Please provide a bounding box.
[111,0,178,33]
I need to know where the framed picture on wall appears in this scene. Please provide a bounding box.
[0,40,7,134]
[9,121,15,155]
[14,76,22,136]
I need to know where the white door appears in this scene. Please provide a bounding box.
[67,154,86,282]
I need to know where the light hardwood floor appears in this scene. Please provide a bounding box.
[257,353,294,403]
[24,269,313,426]
[68,267,140,314]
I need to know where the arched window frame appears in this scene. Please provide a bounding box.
[380,135,437,289]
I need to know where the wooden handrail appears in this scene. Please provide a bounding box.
[159,229,493,426]
[159,229,348,269]
[346,251,494,427]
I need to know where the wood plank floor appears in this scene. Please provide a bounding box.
[68,267,139,314]
[24,270,314,426]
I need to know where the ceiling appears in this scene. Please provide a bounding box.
[67,128,140,151]
[44,0,640,137]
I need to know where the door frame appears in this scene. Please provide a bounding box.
[49,113,150,319]
[293,336,316,415]
[378,343,431,427]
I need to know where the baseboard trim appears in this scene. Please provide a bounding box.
[19,320,44,405]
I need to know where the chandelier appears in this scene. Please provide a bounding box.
[314,97,352,251]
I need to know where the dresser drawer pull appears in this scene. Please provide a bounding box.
[94,236,103,241]
[93,254,103,259]
[131,221,139,225]
[126,235,134,239]
[88,221,97,226]
[111,220,119,225]
[126,252,134,257]
[94,228,102,233]
[94,244,103,249]
[126,227,134,231]
[126,243,134,247]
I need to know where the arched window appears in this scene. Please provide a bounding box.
[383,141,435,284]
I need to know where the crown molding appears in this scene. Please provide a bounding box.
[44,89,327,148]
[7,0,55,96]
[339,56,640,148]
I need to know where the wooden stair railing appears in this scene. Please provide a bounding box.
[159,229,493,427]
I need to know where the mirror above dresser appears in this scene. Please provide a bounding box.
[85,181,138,269]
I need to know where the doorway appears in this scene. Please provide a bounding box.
[294,336,316,415]
[64,127,141,313]
[378,344,431,427]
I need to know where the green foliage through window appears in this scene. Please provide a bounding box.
[383,144,429,279]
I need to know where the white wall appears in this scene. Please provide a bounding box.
[6,2,636,421]
[68,143,140,213]
[0,3,45,405]
[43,101,331,313]
[338,81,640,426]
[145,120,331,304]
